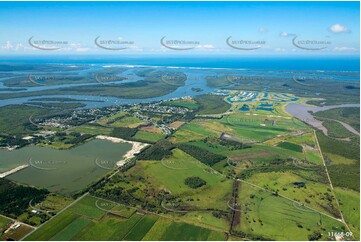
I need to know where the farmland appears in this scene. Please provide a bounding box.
[24,195,226,241]
[0,63,358,241]
[34,90,359,240]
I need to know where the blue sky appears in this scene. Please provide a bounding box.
[0,1,359,56]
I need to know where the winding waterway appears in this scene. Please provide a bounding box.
[285,103,360,135]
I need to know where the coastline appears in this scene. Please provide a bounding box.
[96,135,149,166]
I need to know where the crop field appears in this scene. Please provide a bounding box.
[222,113,298,131]
[142,218,226,241]
[24,210,79,241]
[96,111,128,126]
[169,122,218,143]
[67,195,107,219]
[194,116,292,143]
[70,124,113,135]
[276,141,303,152]
[123,215,159,240]
[50,217,92,241]
[133,130,165,143]
[73,213,143,240]
[109,115,145,128]
[18,193,73,224]
[24,194,225,241]
[179,211,230,231]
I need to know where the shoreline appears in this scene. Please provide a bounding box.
[285,103,360,135]
[96,135,149,167]
[0,164,29,178]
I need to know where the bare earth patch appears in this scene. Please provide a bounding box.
[139,125,163,133]
[169,121,185,129]
[96,135,149,167]
[229,151,275,160]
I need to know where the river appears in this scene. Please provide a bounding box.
[285,103,360,136]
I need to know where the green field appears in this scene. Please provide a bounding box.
[277,141,303,153]
[70,124,113,135]
[67,195,106,219]
[162,99,199,110]
[133,130,165,143]
[24,210,79,241]
[73,213,143,240]
[24,194,225,241]
[50,217,92,241]
[142,218,226,241]
[334,187,360,239]
[123,215,159,240]
[170,122,218,143]
[233,181,347,241]
[194,94,231,115]
[138,148,224,195]
[316,130,360,191]
[246,171,340,218]
[110,115,144,128]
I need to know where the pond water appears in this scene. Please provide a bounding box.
[1,139,132,194]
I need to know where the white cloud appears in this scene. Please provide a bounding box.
[75,47,90,52]
[329,24,349,33]
[198,44,215,49]
[274,48,286,52]
[259,27,267,33]
[333,46,357,51]
[2,41,13,49]
[279,32,296,37]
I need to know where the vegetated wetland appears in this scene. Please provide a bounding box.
[0,58,359,241]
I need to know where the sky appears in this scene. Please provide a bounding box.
[0,1,359,56]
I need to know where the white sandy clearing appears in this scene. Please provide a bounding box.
[96,135,149,167]
[0,164,29,178]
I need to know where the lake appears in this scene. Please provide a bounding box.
[1,139,132,194]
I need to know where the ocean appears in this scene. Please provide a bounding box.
[1,55,360,72]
